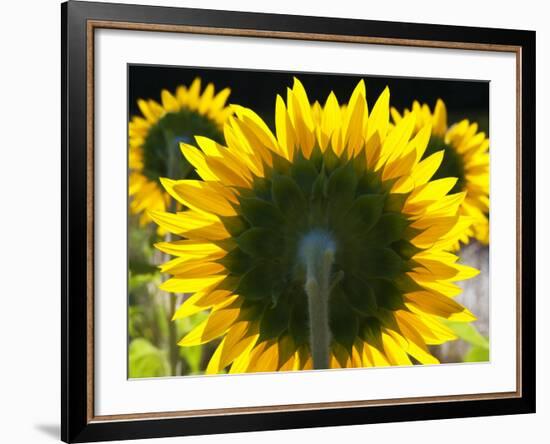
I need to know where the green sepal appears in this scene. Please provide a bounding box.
[330,286,359,351]
[361,318,383,349]
[384,193,409,212]
[271,174,307,220]
[277,335,297,369]
[391,239,422,260]
[217,215,248,237]
[249,177,273,201]
[343,275,377,316]
[290,156,320,199]
[357,247,405,280]
[355,170,383,195]
[369,279,405,311]
[236,227,281,258]
[362,213,409,246]
[393,273,424,292]
[289,296,309,346]
[217,248,252,275]
[237,197,284,230]
[373,308,401,333]
[235,261,273,301]
[345,194,385,232]
[322,146,341,173]
[258,297,291,342]
[327,163,358,222]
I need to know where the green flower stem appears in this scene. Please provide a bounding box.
[301,232,335,370]
[165,196,180,376]
[165,131,182,375]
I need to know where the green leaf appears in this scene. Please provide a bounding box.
[237,197,284,229]
[128,272,158,292]
[445,321,489,349]
[128,260,158,275]
[128,338,170,378]
[128,306,146,339]
[179,345,202,373]
[464,345,490,362]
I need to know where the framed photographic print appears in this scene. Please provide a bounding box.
[61,1,536,442]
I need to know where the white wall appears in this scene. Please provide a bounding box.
[0,0,546,443]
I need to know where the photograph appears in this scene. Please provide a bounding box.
[127,66,490,378]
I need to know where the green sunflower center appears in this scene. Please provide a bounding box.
[216,146,423,354]
[424,136,466,193]
[142,109,223,182]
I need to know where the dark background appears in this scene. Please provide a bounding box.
[129,64,489,134]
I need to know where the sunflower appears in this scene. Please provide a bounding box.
[391,100,489,247]
[129,78,232,225]
[150,78,479,373]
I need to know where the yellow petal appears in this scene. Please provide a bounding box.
[160,258,225,276]
[154,239,226,259]
[198,83,215,114]
[320,92,341,152]
[179,143,218,181]
[366,86,390,143]
[377,112,416,170]
[275,95,296,160]
[171,180,237,217]
[161,274,226,294]
[172,287,233,320]
[219,322,259,369]
[161,89,180,113]
[206,337,225,374]
[178,299,241,346]
[404,291,476,321]
[343,80,367,156]
[432,99,448,137]
[382,331,412,366]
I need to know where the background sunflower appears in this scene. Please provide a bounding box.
[391,100,490,248]
[129,77,232,226]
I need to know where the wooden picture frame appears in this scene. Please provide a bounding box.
[62,1,536,442]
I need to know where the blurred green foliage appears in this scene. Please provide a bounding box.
[445,320,490,363]
[129,338,170,378]
[128,215,216,378]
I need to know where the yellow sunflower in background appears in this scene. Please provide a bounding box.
[391,100,489,247]
[150,78,479,373]
[129,78,233,225]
